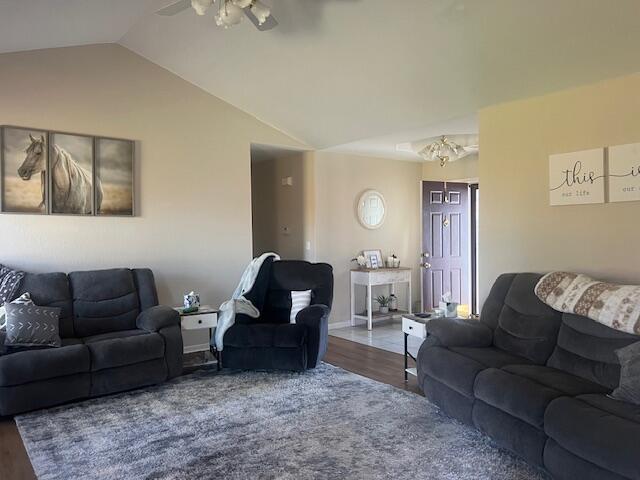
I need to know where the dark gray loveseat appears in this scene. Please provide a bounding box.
[417,273,640,480]
[0,268,183,416]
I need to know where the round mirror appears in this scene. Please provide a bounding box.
[357,190,386,229]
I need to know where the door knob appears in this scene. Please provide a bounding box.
[421,252,430,258]
[420,262,432,269]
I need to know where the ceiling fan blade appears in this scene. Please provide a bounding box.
[244,9,278,31]
[156,0,192,16]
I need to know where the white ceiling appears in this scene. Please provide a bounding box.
[2,0,640,159]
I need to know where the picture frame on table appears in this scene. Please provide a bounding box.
[362,249,383,269]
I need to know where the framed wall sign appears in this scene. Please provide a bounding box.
[608,143,640,203]
[549,148,605,206]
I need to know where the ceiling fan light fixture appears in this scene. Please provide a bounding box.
[191,0,214,16]
[231,0,252,7]
[250,0,271,25]
[215,0,244,27]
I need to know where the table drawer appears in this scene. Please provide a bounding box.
[402,317,427,338]
[370,270,411,286]
[181,313,217,330]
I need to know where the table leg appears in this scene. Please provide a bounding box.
[404,332,408,381]
[350,278,356,327]
[367,283,373,331]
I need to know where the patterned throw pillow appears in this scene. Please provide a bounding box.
[290,290,312,323]
[0,292,35,330]
[4,302,61,348]
[0,264,25,305]
[610,342,640,405]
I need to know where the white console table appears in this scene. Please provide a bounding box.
[350,268,412,330]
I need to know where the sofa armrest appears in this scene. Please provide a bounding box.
[136,305,180,332]
[296,304,330,368]
[426,317,493,347]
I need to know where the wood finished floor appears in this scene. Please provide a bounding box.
[0,336,422,480]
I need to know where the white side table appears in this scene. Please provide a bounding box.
[402,314,429,380]
[350,268,412,330]
[174,305,218,368]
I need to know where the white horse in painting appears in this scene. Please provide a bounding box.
[18,135,103,214]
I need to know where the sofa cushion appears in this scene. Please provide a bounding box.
[16,272,74,338]
[69,269,140,337]
[0,343,90,386]
[474,365,608,429]
[610,341,640,405]
[419,345,532,398]
[223,323,307,348]
[484,273,562,364]
[545,394,640,480]
[547,313,638,389]
[83,330,164,371]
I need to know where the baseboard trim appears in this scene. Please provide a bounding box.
[183,343,210,354]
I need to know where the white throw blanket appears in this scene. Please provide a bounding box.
[214,252,280,351]
[535,272,640,335]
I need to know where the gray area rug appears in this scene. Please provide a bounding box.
[16,364,547,480]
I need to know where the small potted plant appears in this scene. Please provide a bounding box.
[375,295,391,314]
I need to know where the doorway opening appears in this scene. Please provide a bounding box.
[250,144,314,260]
[421,180,479,315]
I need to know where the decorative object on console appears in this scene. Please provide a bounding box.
[608,142,640,203]
[4,302,61,348]
[389,293,398,311]
[351,254,367,269]
[386,254,400,268]
[156,0,278,31]
[375,295,390,314]
[357,190,386,229]
[535,271,640,335]
[610,341,640,405]
[549,148,605,206]
[0,126,136,216]
[362,249,383,269]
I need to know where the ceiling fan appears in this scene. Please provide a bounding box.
[156,0,277,30]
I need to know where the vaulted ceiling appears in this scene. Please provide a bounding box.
[1,0,640,158]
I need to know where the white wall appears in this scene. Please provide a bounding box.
[479,72,640,304]
[0,44,304,348]
[314,152,423,325]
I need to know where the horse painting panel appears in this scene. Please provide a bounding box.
[1,128,48,213]
[49,133,102,215]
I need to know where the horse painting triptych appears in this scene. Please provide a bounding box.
[1,126,134,216]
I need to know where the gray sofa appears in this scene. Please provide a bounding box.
[0,268,183,416]
[417,273,640,480]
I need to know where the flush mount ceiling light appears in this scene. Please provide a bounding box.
[396,134,479,167]
[157,0,277,31]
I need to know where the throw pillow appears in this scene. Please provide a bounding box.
[0,264,25,305]
[0,292,35,330]
[290,290,312,323]
[4,303,61,348]
[610,342,640,405]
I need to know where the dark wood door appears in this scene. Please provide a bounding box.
[421,181,470,310]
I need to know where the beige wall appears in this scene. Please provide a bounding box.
[478,73,640,304]
[0,44,304,349]
[422,154,478,181]
[251,151,315,260]
[314,152,422,325]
